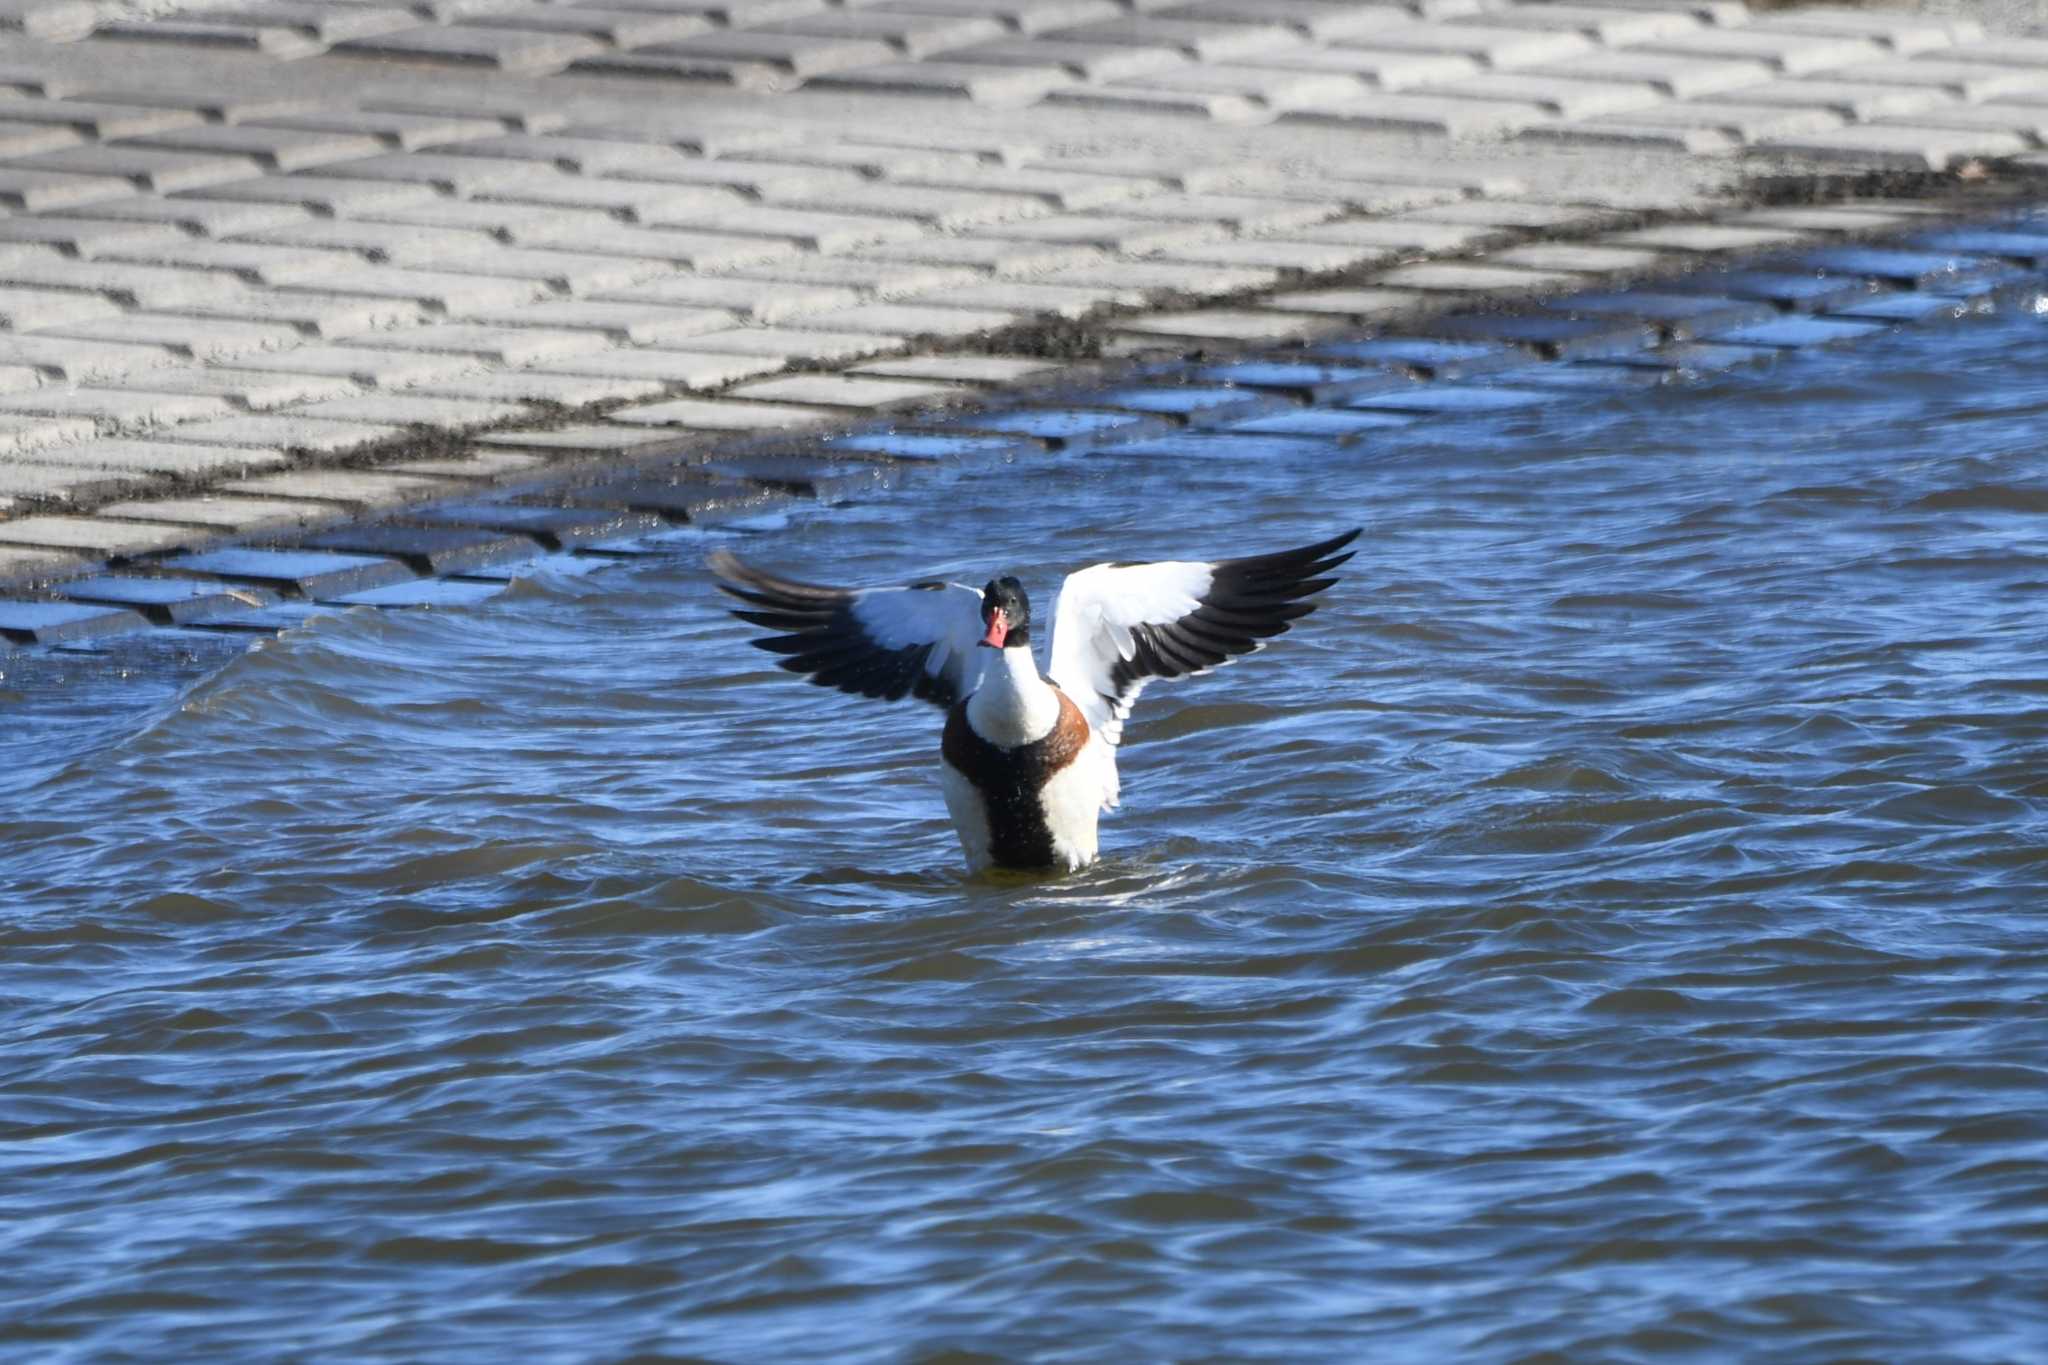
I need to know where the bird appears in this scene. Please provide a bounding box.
[707,528,1360,873]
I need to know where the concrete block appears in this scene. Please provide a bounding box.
[734,143,984,180]
[163,546,414,597]
[0,545,83,582]
[562,50,792,90]
[1112,309,1347,344]
[1734,205,1926,234]
[405,501,663,549]
[1728,78,1949,120]
[0,598,150,642]
[222,469,458,506]
[1792,244,2015,289]
[162,415,408,452]
[54,574,284,625]
[255,109,506,151]
[186,176,443,217]
[458,5,712,46]
[994,213,1228,253]
[859,236,1103,277]
[537,348,788,388]
[0,98,203,139]
[1360,23,1593,68]
[1659,269,1877,311]
[1375,262,1594,293]
[359,325,610,365]
[756,8,1006,55]
[1527,50,1773,98]
[430,131,697,175]
[1426,73,1666,119]
[230,345,480,389]
[1,257,245,309]
[725,374,967,410]
[300,151,554,197]
[332,26,604,72]
[634,324,905,363]
[564,471,792,524]
[1475,2,1703,43]
[608,396,838,429]
[0,285,123,331]
[809,61,1073,105]
[628,30,895,75]
[1412,313,1658,359]
[465,300,733,344]
[1828,58,2048,102]
[414,369,665,405]
[276,265,547,317]
[42,438,289,474]
[1227,44,1479,91]
[1543,290,1776,338]
[105,366,359,411]
[1565,101,1847,144]
[0,412,99,453]
[1607,224,1813,253]
[0,214,183,258]
[796,303,1021,338]
[167,288,424,338]
[849,355,1060,384]
[1041,258,1277,295]
[91,496,348,532]
[95,239,362,287]
[1705,315,1887,348]
[707,254,979,297]
[1260,287,1433,320]
[1938,37,2048,70]
[474,424,671,452]
[0,460,136,502]
[0,0,95,42]
[1119,191,1343,233]
[0,168,131,212]
[1754,125,2026,168]
[766,182,1051,232]
[600,157,867,201]
[13,144,262,194]
[1290,217,1504,252]
[0,515,198,556]
[1488,243,1678,274]
[287,391,533,428]
[514,221,797,270]
[1637,29,1884,74]
[894,163,1164,212]
[645,204,927,253]
[946,37,1191,82]
[1048,16,1304,61]
[931,406,1172,449]
[935,279,1136,316]
[1887,104,2048,139]
[0,387,231,430]
[1040,85,1266,123]
[593,274,861,322]
[1284,93,1551,137]
[360,91,569,134]
[291,523,536,575]
[864,0,1116,37]
[1755,9,1980,54]
[67,194,313,239]
[1147,239,1393,272]
[1107,63,1370,110]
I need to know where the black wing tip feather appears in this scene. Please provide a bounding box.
[707,548,962,709]
[1105,527,1361,698]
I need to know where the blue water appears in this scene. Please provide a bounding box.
[4,304,2048,1361]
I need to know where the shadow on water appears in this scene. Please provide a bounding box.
[4,307,2048,1360]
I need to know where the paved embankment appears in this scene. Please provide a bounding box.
[2,0,2048,632]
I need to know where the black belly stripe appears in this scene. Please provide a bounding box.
[941,690,1089,870]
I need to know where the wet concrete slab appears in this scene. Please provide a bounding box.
[1704,316,1891,348]
[564,473,794,524]
[1224,408,1422,439]
[1190,360,1407,404]
[1660,269,1882,312]
[162,547,416,598]
[1408,313,1659,360]
[404,502,665,550]
[0,598,150,644]
[1072,385,1289,426]
[1350,384,1567,415]
[702,453,902,499]
[1540,291,1779,340]
[320,577,508,609]
[52,573,279,625]
[1788,245,2017,290]
[929,407,1177,450]
[291,524,542,576]
[1304,338,1527,379]
[822,431,1038,466]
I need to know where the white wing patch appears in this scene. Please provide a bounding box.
[1045,531,1362,811]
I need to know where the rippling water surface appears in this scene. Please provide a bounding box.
[6,308,2048,1362]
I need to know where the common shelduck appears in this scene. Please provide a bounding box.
[708,528,1360,873]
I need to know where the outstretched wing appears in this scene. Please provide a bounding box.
[708,549,987,708]
[1048,529,1360,747]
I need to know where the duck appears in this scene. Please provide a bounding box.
[708,527,1360,873]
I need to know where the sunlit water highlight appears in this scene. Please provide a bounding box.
[5,308,2048,1361]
